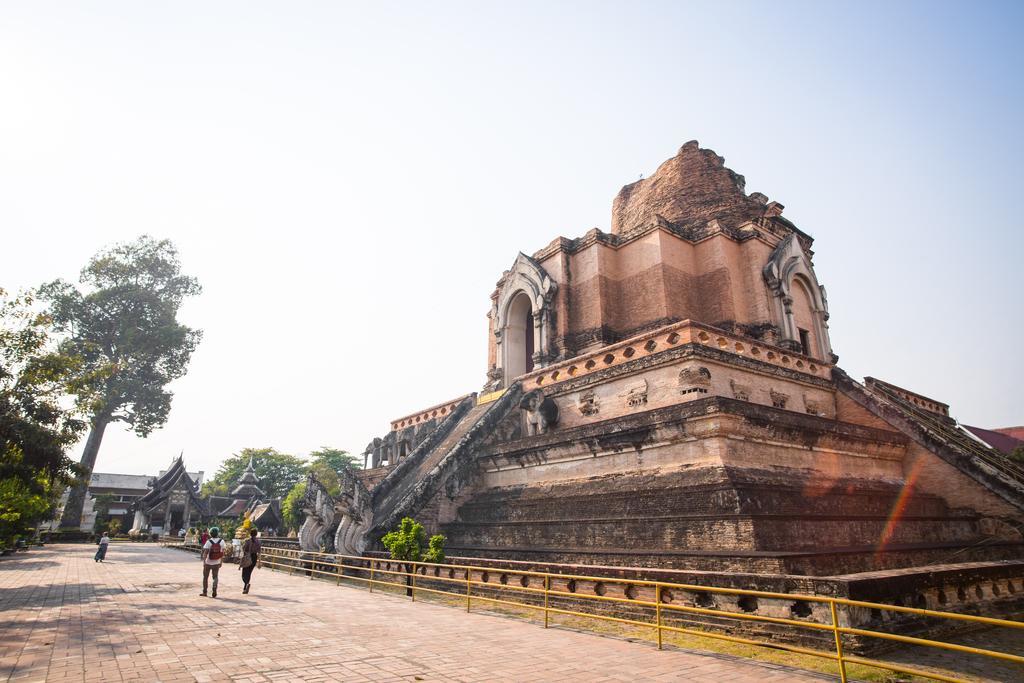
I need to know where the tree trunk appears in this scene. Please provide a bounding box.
[59,415,111,529]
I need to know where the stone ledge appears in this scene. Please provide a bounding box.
[479,395,905,459]
[519,320,830,393]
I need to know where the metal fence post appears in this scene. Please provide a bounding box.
[543,575,550,629]
[466,570,472,612]
[412,566,417,602]
[656,585,663,650]
[369,561,374,593]
[337,557,343,586]
[830,600,848,683]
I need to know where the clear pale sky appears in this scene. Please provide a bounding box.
[2,1,1021,478]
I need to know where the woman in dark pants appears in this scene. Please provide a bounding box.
[94,531,109,562]
[239,529,261,594]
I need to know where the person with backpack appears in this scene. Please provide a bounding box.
[238,528,261,594]
[200,526,225,598]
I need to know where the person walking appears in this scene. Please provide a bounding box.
[200,527,225,598]
[199,526,210,546]
[94,531,110,562]
[238,528,261,594]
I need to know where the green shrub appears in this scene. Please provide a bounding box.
[381,518,447,564]
[381,517,425,562]
[424,534,446,563]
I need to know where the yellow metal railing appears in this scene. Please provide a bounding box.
[186,544,1023,683]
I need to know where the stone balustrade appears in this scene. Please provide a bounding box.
[390,394,473,431]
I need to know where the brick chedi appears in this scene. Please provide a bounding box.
[300,142,1024,623]
[483,140,831,380]
[611,140,770,234]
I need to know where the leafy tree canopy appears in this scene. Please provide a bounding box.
[204,446,358,533]
[380,517,446,564]
[201,448,307,499]
[282,481,306,532]
[308,463,341,496]
[39,236,202,528]
[0,289,87,547]
[309,447,360,472]
[40,235,202,437]
[424,533,446,564]
[381,517,425,563]
[0,289,86,488]
[0,475,62,549]
[307,446,359,496]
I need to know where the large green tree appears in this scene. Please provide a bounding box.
[0,475,62,548]
[201,448,307,499]
[40,236,202,529]
[306,446,359,496]
[0,289,87,546]
[277,448,358,532]
[309,446,360,472]
[281,481,306,532]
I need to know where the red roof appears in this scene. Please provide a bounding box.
[995,426,1024,441]
[217,499,249,517]
[964,425,1024,454]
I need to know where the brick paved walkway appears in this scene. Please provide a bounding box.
[0,544,832,682]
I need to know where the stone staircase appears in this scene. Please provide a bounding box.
[369,384,522,537]
[833,368,1024,522]
[298,385,522,554]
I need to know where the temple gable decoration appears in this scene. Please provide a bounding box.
[129,455,204,535]
[762,233,834,361]
[489,253,557,388]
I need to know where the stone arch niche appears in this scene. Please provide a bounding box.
[490,253,557,388]
[762,234,834,361]
[790,276,820,357]
[505,292,534,379]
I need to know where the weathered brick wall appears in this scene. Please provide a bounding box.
[835,389,896,431]
[432,389,1024,576]
[441,465,983,569]
[355,467,390,490]
[547,232,782,359]
[905,441,1021,520]
[610,141,766,235]
[543,355,839,433]
[510,141,818,363]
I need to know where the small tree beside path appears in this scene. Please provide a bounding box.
[380,517,446,595]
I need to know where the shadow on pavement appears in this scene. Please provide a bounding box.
[0,583,131,611]
[0,560,60,571]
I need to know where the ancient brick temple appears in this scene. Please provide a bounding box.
[301,142,1024,611]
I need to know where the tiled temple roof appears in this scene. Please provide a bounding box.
[964,425,1024,455]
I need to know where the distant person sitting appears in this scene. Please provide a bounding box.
[94,531,110,562]
[200,527,226,598]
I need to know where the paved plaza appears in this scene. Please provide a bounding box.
[0,544,834,682]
